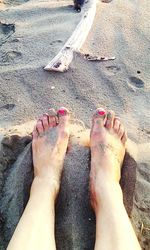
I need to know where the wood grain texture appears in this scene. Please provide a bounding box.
[44,0,97,72]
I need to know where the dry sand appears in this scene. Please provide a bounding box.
[0,0,150,249]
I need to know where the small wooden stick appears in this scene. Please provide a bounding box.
[44,0,97,72]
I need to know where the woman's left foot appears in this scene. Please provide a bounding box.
[90,108,127,211]
[32,107,70,199]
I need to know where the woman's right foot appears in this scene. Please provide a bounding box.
[32,107,70,200]
[90,108,127,211]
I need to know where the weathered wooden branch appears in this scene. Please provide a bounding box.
[84,54,116,61]
[44,0,97,72]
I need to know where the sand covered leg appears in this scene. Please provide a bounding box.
[90,108,141,250]
[7,108,70,250]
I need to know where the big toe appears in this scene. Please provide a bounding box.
[57,107,70,126]
[91,108,106,133]
[56,107,70,153]
[57,107,70,137]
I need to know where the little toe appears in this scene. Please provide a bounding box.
[92,108,106,131]
[105,110,115,129]
[48,108,57,128]
[118,124,125,139]
[36,120,44,135]
[57,107,70,129]
[32,126,38,140]
[113,118,121,133]
[121,130,127,144]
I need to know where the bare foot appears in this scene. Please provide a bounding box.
[32,107,70,199]
[90,108,127,211]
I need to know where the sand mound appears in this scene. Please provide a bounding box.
[0,121,149,249]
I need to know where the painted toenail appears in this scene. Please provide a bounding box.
[98,110,105,116]
[58,109,67,116]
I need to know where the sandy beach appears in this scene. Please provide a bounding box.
[0,0,150,249]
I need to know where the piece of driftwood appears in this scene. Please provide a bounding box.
[84,53,115,61]
[44,0,97,72]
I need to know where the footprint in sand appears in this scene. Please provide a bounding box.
[0,104,15,111]
[105,65,121,75]
[2,0,29,7]
[129,76,144,89]
[50,40,63,46]
[0,22,15,46]
[101,0,113,3]
[0,51,22,64]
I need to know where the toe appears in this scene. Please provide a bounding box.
[105,110,115,129]
[121,130,127,144]
[40,114,49,131]
[118,124,125,139]
[32,125,38,140]
[113,118,121,133]
[57,107,70,152]
[48,109,58,127]
[57,107,70,141]
[57,107,70,128]
[36,120,44,135]
[92,108,106,129]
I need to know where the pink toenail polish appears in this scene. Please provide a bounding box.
[98,110,105,116]
[58,109,66,115]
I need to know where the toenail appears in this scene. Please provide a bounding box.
[58,109,67,116]
[98,110,106,116]
[107,112,112,118]
[38,119,42,124]
[48,109,56,116]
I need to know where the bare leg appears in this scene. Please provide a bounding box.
[7,107,70,250]
[90,108,141,250]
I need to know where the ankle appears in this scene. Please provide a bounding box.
[30,176,60,200]
[91,180,123,213]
